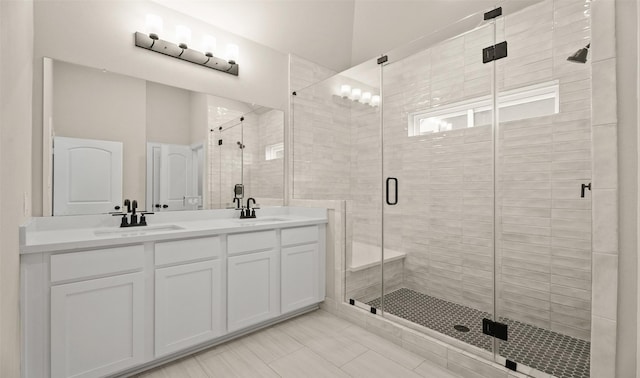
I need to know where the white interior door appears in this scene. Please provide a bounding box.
[159,144,193,211]
[53,136,123,215]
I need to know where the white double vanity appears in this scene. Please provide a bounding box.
[20,207,327,378]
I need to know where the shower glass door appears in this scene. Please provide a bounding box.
[379,16,498,360]
[493,1,592,376]
[290,60,383,310]
[216,120,243,209]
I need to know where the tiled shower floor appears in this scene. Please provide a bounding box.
[366,288,590,378]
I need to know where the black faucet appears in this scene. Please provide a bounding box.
[233,197,242,209]
[112,198,153,227]
[241,198,258,218]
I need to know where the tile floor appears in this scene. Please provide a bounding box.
[367,288,590,378]
[134,309,463,378]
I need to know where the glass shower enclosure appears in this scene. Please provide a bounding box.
[292,1,592,377]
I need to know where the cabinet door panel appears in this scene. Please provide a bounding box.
[155,260,223,357]
[227,250,278,331]
[50,272,144,378]
[281,244,319,313]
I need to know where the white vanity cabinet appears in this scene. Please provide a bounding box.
[21,210,327,378]
[154,237,224,357]
[281,226,321,313]
[49,246,146,378]
[227,230,279,332]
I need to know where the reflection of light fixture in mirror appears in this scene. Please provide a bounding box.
[340,85,351,98]
[351,88,362,101]
[371,95,380,107]
[361,91,372,104]
[175,25,191,50]
[226,44,239,65]
[135,15,239,76]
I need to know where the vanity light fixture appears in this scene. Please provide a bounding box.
[371,95,380,107]
[135,15,239,76]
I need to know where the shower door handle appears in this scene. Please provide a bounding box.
[386,177,398,205]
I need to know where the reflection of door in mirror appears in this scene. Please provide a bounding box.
[146,143,203,211]
[53,136,123,215]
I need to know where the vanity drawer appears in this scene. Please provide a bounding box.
[282,226,319,247]
[50,245,144,283]
[228,230,276,255]
[155,236,221,266]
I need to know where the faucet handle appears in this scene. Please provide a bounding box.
[112,212,128,227]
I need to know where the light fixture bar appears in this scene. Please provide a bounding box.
[134,32,239,76]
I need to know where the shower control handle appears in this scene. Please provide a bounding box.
[581,182,591,198]
[386,177,398,205]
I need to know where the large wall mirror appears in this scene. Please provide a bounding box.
[44,58,284,216]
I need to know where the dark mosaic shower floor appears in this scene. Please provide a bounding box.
[366,288,590,378]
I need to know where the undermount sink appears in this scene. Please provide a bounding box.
[94,224,184,237]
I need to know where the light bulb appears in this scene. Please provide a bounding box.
[371,95,381,106]
[175,25,191,49]
[145,14,163,40]
[351,88,362,101]
[340,85,351,97]
[203,35,217,57]
[361,91,372,104]
[226,44,239,64]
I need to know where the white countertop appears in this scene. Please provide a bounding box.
[20,207,327,254]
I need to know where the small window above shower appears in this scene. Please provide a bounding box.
[407,80,559,136]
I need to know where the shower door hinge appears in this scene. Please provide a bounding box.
[218,139,222,145]
[370,307,377,314]
[377,55,388,65]
[505,360,517,371]
[483,41,508,63]
[482,318,508,341]
[484,7,502,20]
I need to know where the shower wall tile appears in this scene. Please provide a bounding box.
[590,0,616,62]
[591,124,617,189]
[591,188,617,253]
[591,253,618,321]
[591,58,617,125]
[589,315,616,378]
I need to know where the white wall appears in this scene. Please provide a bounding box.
[0,1,33,376]
[32,0,289,216]
[146,81,191,145]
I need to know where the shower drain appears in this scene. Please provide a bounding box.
[454,325,470,333]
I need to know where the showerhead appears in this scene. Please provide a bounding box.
[567,43,590,64]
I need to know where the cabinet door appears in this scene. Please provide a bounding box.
[227,250,279,332]
[50,272,144,378]
[155,260,223,357]
[281,244,319,313]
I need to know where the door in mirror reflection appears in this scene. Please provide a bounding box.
[53,136,123,215]
[146,143,203,211]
